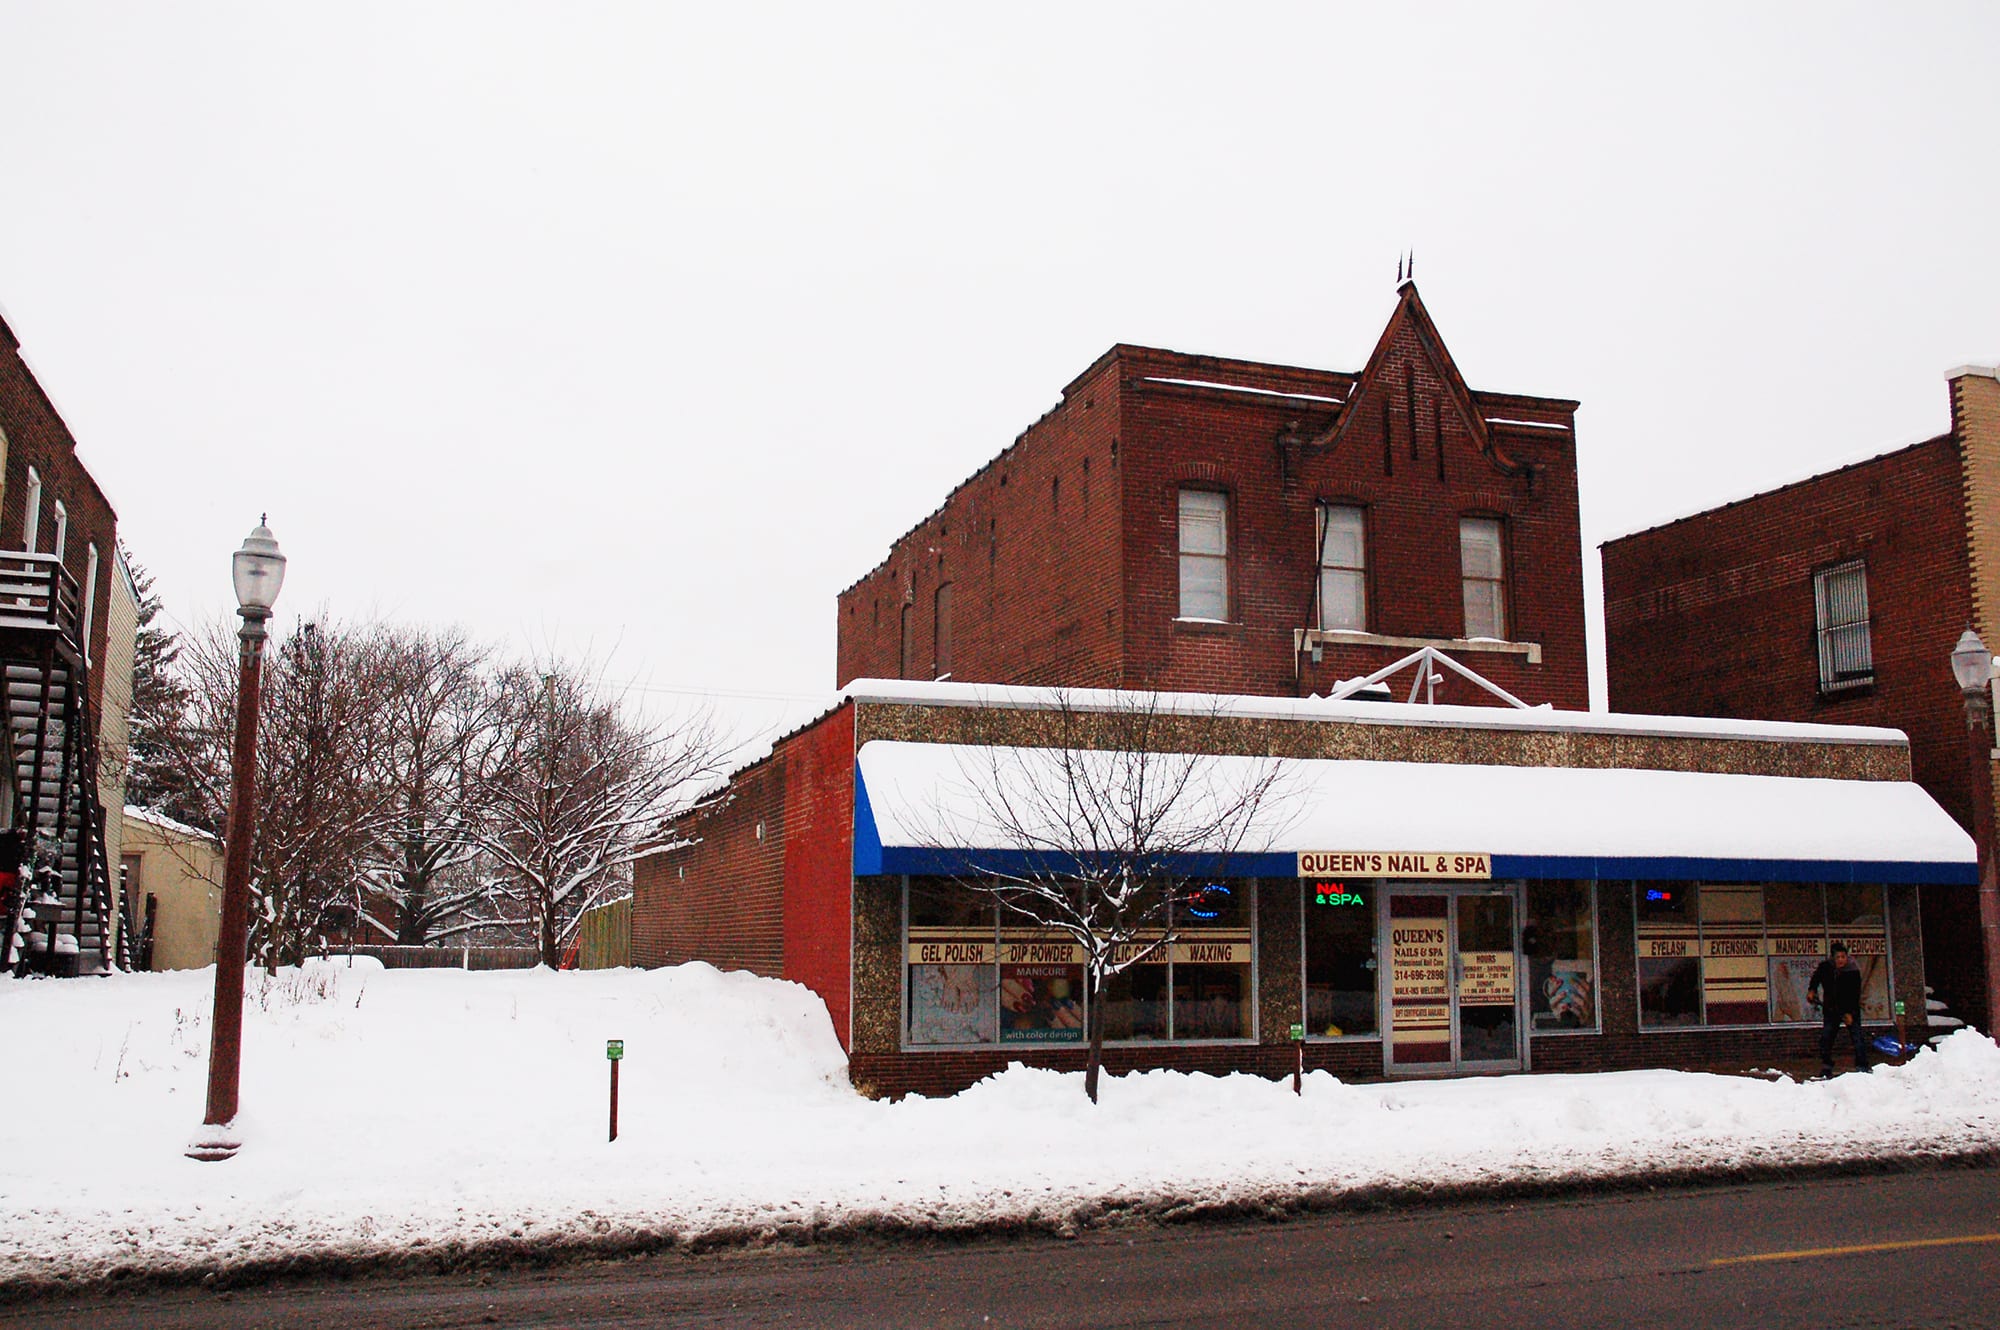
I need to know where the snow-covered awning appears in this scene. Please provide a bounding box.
[852,740,1978,885]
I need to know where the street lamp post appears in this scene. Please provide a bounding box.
[187,520,286,1162]
[1949,628,2000,1039]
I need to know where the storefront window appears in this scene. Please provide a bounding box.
[1765,884,1825,1024]
[1523,882,1596,1032]
[905,878,998,1046]
[1173,881,1253,1039]
[996,917,1086,1046]
[1101,963,1169,1040]
[1635,882,1893,1029]
[1636,884,1702,1027]
[1303,879,1378,1038]
[1825,885,1892,1022]
[903,878,1257,1047]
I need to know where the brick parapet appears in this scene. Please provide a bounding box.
[852,700,1907,781]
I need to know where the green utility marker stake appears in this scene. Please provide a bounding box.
[1289,1024,1305,1095]
[607,1039,624,1141]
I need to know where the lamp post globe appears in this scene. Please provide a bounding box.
[232,518,287,617]
[189,519,285,1161]
[1952,628,1994,695]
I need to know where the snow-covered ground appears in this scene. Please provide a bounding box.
[4,962,1999,1290]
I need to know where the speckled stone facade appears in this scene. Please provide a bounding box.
[850,875,903,1062]
[1256,880,1302,1044]
[853,702,1908,782]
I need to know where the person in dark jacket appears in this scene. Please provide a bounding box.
[1808,941,1869,1076]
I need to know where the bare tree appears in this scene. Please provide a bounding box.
[472,662,722,966]
[357,626,506,945]
[164,617,396,967]
[924,693,1289,1103]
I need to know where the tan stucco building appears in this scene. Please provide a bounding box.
[121,805,222,971]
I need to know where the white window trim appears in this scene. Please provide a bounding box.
[52,501,67,565]
[82,543,99,663]
[1813,560,1873,692]
[1177,488,1230,622]
[22,467,40,555]
[1316,503,1368,632]
[1459,515,1507,641]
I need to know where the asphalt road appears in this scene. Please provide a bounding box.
[9,1164,1999,1329]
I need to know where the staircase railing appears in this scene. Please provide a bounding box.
[0,554,113,974]
[0,554,83,640]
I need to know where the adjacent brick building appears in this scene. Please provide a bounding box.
[1602,364,2000,1034]
[0,310,128,974]
[837,282,1588,709]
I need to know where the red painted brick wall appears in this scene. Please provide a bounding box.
[781,704,856,1048]
[1601,435,1985,1029]
[835,296,1588,710]
[632,704,860,1049]
[0,316,119,713]
[632,750,789,977]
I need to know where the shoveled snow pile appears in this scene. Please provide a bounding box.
[3,963,1998,1288]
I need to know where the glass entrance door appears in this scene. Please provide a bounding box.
[1453,892,1520,1071]
[1385,888,1523,1075]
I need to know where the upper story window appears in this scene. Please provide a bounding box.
[899,602,916,679]
[1814,560,1873,692]
[22,467,40,555]
[1460,516,1507,640]
[1177,488,1229,621]
[933,582,954,679]
[52,501,67,564]
[1316,504,1367,631]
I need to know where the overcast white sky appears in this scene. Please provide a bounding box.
[1,3,1995,749]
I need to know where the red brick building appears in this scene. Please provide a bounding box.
[0,310,125,974]
[1602,365,2000,1034]
[837,282,1588,710]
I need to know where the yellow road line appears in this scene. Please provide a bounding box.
[1711,1233,2000,1267]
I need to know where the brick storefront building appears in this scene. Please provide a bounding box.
[635,681,1970,1098]
[637,290,1981,1095]
[837,282,1588,710]
[1602,365,2000,1034]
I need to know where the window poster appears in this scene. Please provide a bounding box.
[1389,917,1450,1063]
[907,963,998,1045]
[998,963,1085,1043]
[1536,959,1595,1028]
[1457,950,1516,1005]
[1767,932,1823,1024]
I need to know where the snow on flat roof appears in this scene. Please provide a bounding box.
[1141,377,1344,405]
[123,805,218,842]
[857,742,1973,868]
[1483,417,1571,431]
[838,678,1908,747]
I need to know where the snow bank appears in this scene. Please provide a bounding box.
[3,965,1997,1289]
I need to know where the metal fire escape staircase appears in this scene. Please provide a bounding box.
[0,553,118,976]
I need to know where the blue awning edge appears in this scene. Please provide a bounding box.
[853,762,885,876]
[860,843,1977,886]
